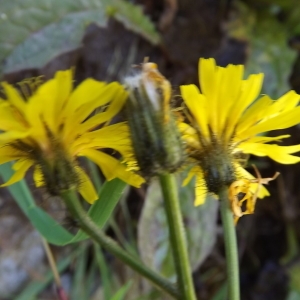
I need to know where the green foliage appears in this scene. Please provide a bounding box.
[0,0,160,74]
[0,162,127,245]
[245,16,296,98]
[111,281,132,300]
[138,173,218,278]
[15,247,82,300]
[227,1,297,98]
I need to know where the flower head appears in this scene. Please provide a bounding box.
[124,61,184,178]
[181,58,300,220]
[0,70,144,203]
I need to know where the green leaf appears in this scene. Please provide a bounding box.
[138,174,218,278]
[94,243,113,299]
[0,0,160,74]
[0,0,107,74]
[245,16,297,98]
[226,2,296,98]
[286,290,300,300]
[69,178,127,244]
[106,0,160,45]
[111,281,132,300]
[0,163,127,245]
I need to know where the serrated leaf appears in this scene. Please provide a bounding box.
[0,0,160,74]
[138,174,218,278]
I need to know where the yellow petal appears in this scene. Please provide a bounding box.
[261,90,299,119]
[244,134,290,144]
[234,163,270,198]
[239,143,300,164]
[0,104,26,131]
[182,166,201,186]
[237,95,272,136]
[180,84,209,137]
[217,64,244,134]
[199,58,225,133]
[76,166,98,204]
[71,123,131,156]
[78,149,145,187]
[0,130,30,142]
[34,78,58,133]
[0,146,19,164]
[78,87,128,134]
[53,70,73,117]
[1,159,33,187]
[194,171,207,206]
[63,82,125,143]
[244,106,300,137]
[33,165,44,187]
[2,82,26,112]
[65,79,106,115]
[26,94,47,142]
[199,58,216,99]
[227,73,264,139]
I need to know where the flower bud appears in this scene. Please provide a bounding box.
[124,61,184,178]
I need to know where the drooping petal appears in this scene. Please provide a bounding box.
[78,149,145,187]
[33,165,44,187]
[194,171,207,206]
[76,166,98,204]
[1,159,33,187]
[182,166,201,186]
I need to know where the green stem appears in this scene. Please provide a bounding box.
[159,173,197,300]
[60,188,179,299]
[219,186,240,300]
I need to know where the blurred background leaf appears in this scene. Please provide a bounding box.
[227,1,297,98]
[0,0,160,75]
[138,173,218,278]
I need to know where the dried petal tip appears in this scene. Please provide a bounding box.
[229,165,280,224]
[124,61,184,178]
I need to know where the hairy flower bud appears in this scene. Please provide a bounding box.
[124,61,184,178]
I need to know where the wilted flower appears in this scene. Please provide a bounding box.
[0,70,144,203]
[180,58,300,221]
[124,61,184,178]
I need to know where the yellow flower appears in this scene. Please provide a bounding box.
[0,70,144,203]
[180,58,300,219]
